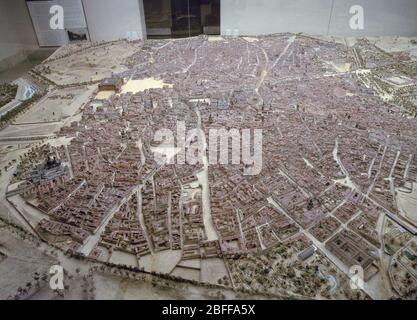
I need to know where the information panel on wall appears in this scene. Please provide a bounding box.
[26,0,88,47]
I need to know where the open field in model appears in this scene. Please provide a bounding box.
[34,41,142,86]
[14,86,95,124]
[0,34,416,300]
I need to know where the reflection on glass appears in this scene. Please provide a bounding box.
[143,0,220,39]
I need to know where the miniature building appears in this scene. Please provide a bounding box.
[30,157,68,183]
[98,77,123,92]
[298,245,317,261]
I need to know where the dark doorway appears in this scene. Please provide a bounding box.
[143,0,220,39]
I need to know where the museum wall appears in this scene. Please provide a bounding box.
[27,0,88,47]
[0,0,38,72]
[82,0,147,42]
[221,0,417,37]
